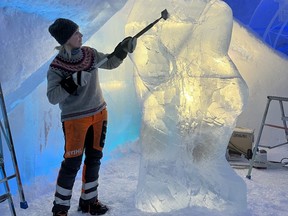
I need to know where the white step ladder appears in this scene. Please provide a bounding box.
[246,96,288,179]
[0,83,28,215]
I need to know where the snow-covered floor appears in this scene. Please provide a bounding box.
[1,142,288,216]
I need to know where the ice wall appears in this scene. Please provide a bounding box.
[229,21,288,150]
[126,0,248,213]
[0,0,127,97]
[0,0,132,189]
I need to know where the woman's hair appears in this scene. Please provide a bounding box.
[55,44,73,59]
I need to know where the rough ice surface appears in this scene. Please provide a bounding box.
[0,0,127,96]
[126,0,249,213]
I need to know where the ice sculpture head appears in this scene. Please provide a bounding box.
[126,0,248,213]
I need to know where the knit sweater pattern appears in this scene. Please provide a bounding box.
[50,46,95,75]
[47,46,123,121]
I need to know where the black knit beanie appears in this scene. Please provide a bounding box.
[48,18,79,45]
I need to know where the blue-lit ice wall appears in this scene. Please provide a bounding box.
[0,0,141,193]
[0,0,128,96]
[224,0,288,56]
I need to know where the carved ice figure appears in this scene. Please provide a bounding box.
[126,0,248,213]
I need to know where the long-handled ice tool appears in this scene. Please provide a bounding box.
[95,9,169,68]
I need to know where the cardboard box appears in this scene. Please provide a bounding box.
[228,127,254,156]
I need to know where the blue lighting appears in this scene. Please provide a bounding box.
[224,0,288,56]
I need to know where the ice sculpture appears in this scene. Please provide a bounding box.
[126,0,248,213]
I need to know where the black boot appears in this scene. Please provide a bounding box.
[78,199,108,215]
[53,210,68,216]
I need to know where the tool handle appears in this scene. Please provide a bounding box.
[96,16,164,68]
[134,17,162,38]
[95,56,109,68]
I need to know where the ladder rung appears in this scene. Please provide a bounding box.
[264,123,288,131]
[0,193,10,203]
[282,116,288,121]
[268,96,288,101]
[0,174,16,184]
[259,141,288,149]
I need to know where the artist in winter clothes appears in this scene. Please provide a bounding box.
[47,18,136,216]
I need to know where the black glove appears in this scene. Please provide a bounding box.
[113,42,128,60]
[72,71,91,86]
[113,36,137,60]
[60,75,78,94]
[121,36,137,53]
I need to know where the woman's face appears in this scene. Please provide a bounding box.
[66,29,83,48]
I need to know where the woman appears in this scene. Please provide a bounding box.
[47,18,136,216]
